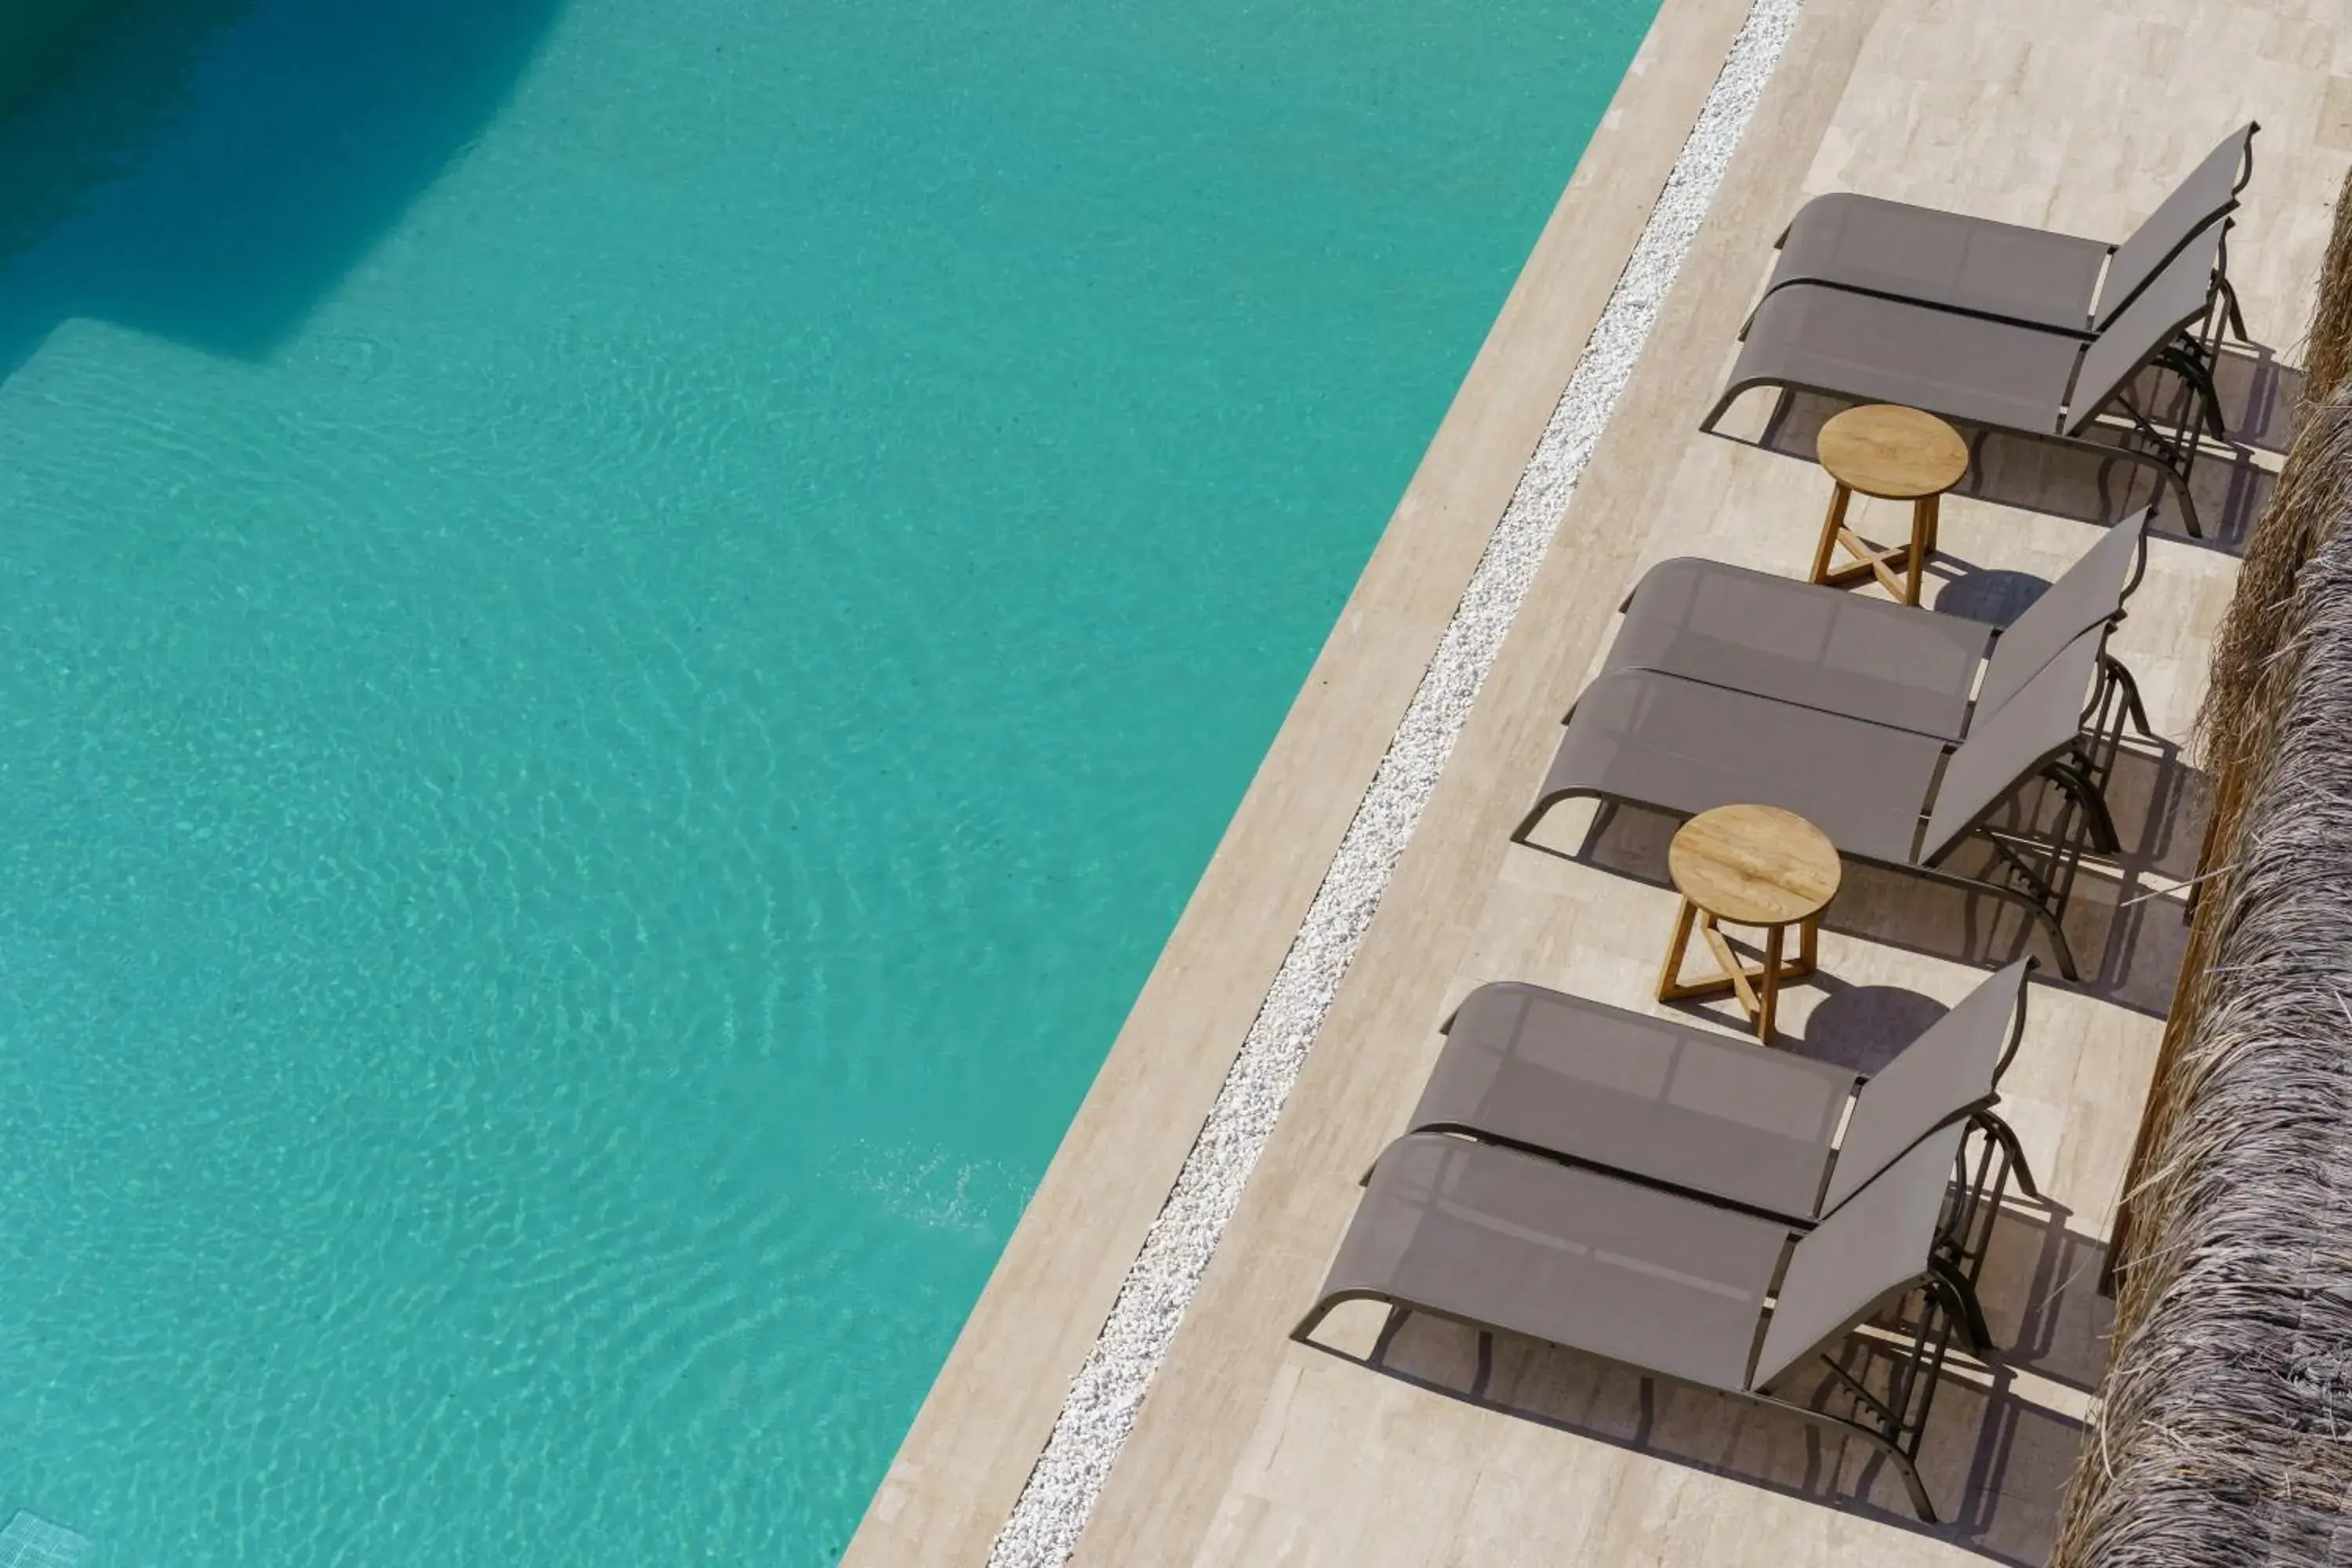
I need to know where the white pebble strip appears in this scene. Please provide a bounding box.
[987,2,1802,1562]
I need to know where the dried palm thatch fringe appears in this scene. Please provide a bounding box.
[2106,402,2352,1322]
[2303,183,2352,409]
[2198,401,2352,781]
[2050,169,2352,1564]
[2050,495,2352,1563]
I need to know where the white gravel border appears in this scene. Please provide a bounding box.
[987,3,1804,1562]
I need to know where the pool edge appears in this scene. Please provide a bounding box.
[838,0,1774,1561]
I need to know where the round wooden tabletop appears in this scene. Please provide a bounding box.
[1668,804,1842,927]
[1816,404,1969,500]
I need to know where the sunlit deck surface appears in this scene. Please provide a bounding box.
[847,0,2352,1563]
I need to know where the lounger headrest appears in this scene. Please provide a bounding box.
[1973,509,2149,720]
[1752,1123,1965,1391]
[1918,626,2104,866]
[2068,221,2227,436]
[1817,959,2031,1214]
[2093,123,2257,329]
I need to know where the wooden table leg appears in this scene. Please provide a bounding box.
[1757,923,1785,1042]
[1905,492,1940,606]
[1697,916,1761,1017]
[1655,896,1698,1001]
[1809,481,1852,586]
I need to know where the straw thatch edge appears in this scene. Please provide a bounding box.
[2051,166,2352,1565]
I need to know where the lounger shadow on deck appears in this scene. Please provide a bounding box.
[2209,343,2301,455]
[1515,625,2136,981]
[1532,729,2205,1018]
[1724,385,2279,554]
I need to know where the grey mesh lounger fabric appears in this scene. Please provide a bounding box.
[1293,1124,1977,1519]
[1605,508,2147,740]
[1406,958,2036,1223]
[1702,223,2229,535]
[1762,124,2255,334]
[1515,625,2117,978]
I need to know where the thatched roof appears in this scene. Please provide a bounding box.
[2050,181,2352,1565]
[2303,188,2352,416]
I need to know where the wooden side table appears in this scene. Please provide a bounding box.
[1657,804,1842,1044]
[1809,403,1970,607]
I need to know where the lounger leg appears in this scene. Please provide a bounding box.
[2043,760,2122,854]
[2101,653,2158,741]
[1913,863,2082,982]
[2218,273,2249,343]
[1291,1289,1381,1343]
[1510,793,1562,845]
[2063,431,2203,540]
[2147,453,2204,540]
[1888,1449,1940,1524]
[1755,1389,1942,1523]
[2031,896,2080,982]
[2165,350,2229,441]
[1929,1258,1996,1357]
[1975,1111,2045,1203]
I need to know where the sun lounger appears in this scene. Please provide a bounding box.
[1761,124,2254,335]
[1703,224,2230,535]
[1409,959,2035,1227]
[1513,624,2122,978]
[1294,1123,1985,1519]
[1604,508,2150,740]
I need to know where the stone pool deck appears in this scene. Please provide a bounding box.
[844,0,2352,1563]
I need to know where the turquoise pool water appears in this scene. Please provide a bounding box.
[0,0,1658,1560]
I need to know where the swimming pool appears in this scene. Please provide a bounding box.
[0,0,1658,1560]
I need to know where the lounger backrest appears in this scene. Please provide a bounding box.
[1973,510,2149,720]
[1817,960,2031,1214]
[2092,124,2257,329]
[1751,1123,1965,1391]
[2067,221,2227,435]
[1918,627,2104,865]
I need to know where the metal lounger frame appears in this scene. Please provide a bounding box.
[1294,1120,2021,1522]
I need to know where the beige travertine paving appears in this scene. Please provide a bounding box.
[851,0,2352,1563]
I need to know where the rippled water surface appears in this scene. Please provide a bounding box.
[0,0,1657,1559]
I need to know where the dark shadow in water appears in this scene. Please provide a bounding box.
[0,0,562,376]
